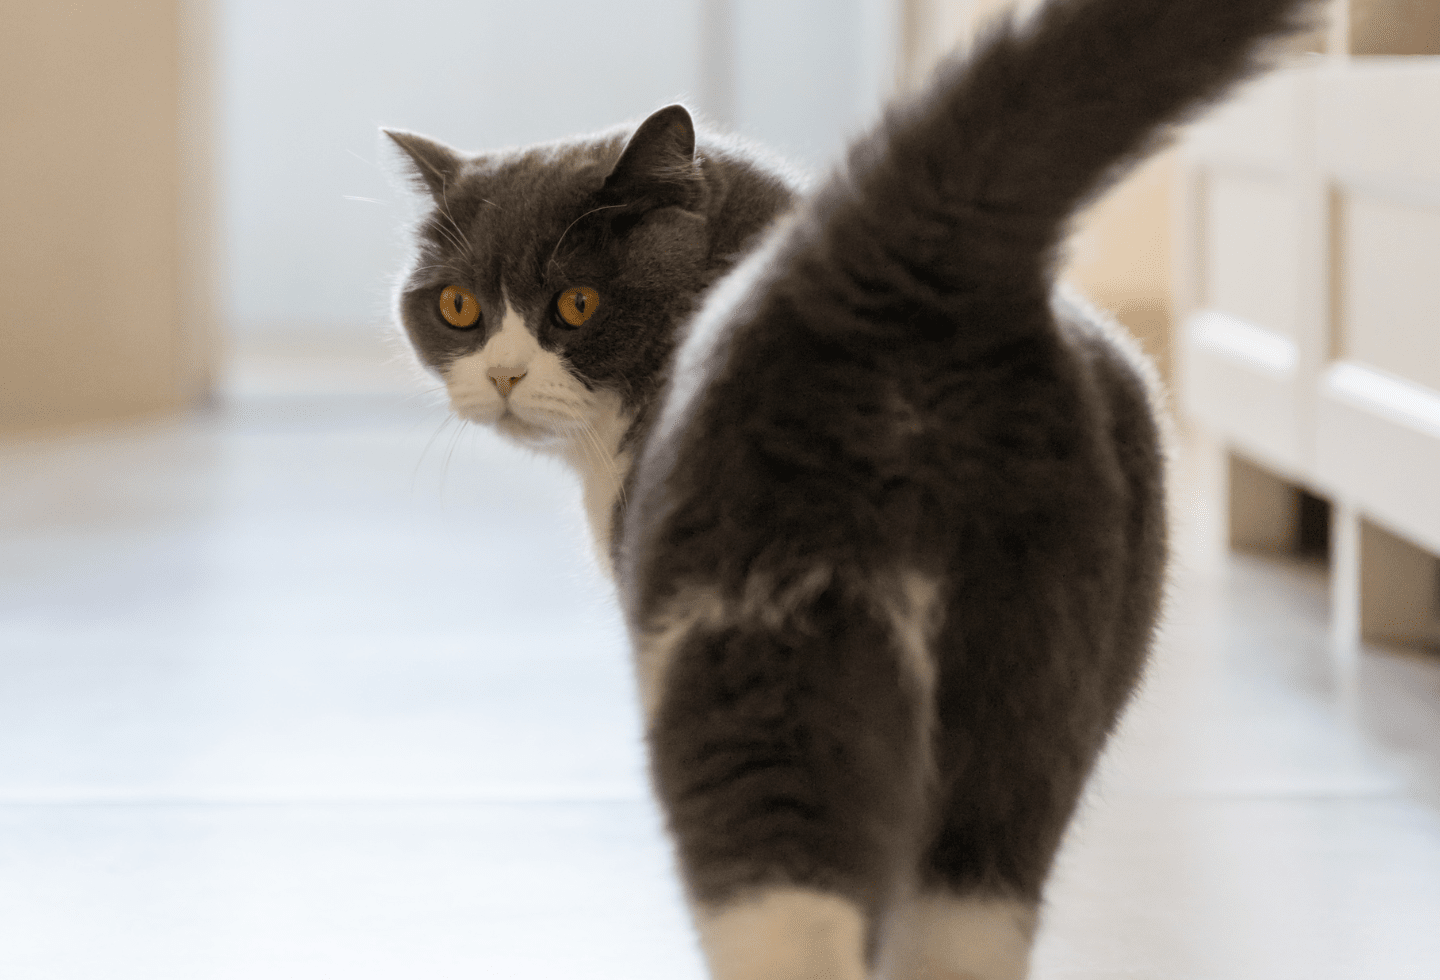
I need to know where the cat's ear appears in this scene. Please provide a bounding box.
[384,129,464,200]
[601,105,703,211]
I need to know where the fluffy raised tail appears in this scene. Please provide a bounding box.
[818,0,1315,316]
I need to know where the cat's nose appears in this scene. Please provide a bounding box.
[487,366,526,397]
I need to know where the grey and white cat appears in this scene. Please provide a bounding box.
[386,0,1312,975]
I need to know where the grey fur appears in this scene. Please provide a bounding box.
[389,0,1315,966]
[386,113,799,433]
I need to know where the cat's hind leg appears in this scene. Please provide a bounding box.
[641,568,938,980]
[695,887,870,980]
[877,893,1037,980]
[876,586,1116,980]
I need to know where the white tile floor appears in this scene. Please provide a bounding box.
[2,331,1438,979]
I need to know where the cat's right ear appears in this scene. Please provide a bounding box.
[384,129,463,200]
[601,104,704,212]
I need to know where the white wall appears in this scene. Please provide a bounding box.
[221,0,898,335]
[731,0,899,168]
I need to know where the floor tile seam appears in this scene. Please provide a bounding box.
[0,793,650,809]
[1100,789,1416,804]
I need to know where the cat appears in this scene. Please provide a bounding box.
[385,0,1313,976]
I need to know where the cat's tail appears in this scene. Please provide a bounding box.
[806,0,1315,327]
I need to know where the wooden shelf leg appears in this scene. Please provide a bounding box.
[1228,454,1299,552]
[1359,519,1440,647]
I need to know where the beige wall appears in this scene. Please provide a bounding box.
[0,1,212,434]
[1350,0,1440,54]
[1065,152,1176,380]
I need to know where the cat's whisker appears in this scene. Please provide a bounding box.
[427,215,470,258]
[584,416,626,509]
[395,381,450,404]
[405,263,458,277]
[569,408,604,466]
[413,175,472,259]
[547,204,625,272]
[411,411,457,491]
[438,409,468,496]
[558,401,626,511]
[542,397,594,448]
[436,181,474,260]
[396,389,450,412]
[425,228,467,259]
[563,409,600,463]
[577,424,622,509]
[346,148,381,171]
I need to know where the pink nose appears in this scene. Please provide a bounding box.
[487,366,526,397]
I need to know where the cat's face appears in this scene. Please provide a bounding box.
[389,107,711,452]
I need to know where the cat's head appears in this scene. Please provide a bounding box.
[387,105,713,452]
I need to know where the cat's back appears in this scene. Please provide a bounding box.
[622,270,1160,618]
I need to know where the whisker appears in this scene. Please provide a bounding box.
[439,412,468,500]
[428,214,470,257]
[547,204,626,272]
[397,385,448,408]
[563,405,608,491]
[413,412,457,491]
[346,148,379,170]
[437,181,474,259]
[589,417,627,510]
[558,402,626,512]
[415,175,473,259]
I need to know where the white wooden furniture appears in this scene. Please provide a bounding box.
[1175,7,1440,653]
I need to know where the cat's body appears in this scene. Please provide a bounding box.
[387,0,1312,975]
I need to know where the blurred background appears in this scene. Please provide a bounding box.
[0,0,1175,432]
[2,0,1439,977]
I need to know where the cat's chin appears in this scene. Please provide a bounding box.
[495,411,564,447]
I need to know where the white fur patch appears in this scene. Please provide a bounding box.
[632,567,834,722]
[872,570,944,768]
[738,566,835,630]
[879,894,1036,980]
[634,584,727,719]
[443,298,631,572]
[636,567,943,726]
[697,888,868,980]
[443,300,545,428]
[553,392,629,574]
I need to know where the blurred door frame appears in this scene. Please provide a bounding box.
[0,0,217,435]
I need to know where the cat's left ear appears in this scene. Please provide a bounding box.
[601,105,704,212]
[384,128,464,200]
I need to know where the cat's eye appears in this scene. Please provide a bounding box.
[438,285,481,329]
[555,286,600,327]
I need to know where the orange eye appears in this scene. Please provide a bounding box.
[556,286,600,327]
[439,285,481,328]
